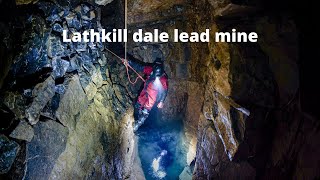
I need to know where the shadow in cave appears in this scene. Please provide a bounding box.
[135,108,188,180]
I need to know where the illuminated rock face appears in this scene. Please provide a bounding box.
[0,1,140,179]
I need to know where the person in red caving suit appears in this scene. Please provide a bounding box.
[122,57,168,132]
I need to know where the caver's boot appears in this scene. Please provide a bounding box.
[133,109,149,132]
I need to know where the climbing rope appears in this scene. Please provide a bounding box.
[102,0,145,85]
[105,48,146,84]
[124,0,128,62]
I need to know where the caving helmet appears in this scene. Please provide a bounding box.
[153,58,164,77]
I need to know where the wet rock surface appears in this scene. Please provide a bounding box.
[0,0,137,179]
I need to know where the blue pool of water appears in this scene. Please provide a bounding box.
[137,110,188,180]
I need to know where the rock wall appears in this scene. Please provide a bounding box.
[0,1,143,179]
[125,0,320,179]
[189,1,320,179]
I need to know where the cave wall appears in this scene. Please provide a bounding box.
[188,0,320,179]
[125,0,319,179]
[0,1,143,179]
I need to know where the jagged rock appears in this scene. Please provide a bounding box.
[9,121,34,142]
[81,65,103,101]
[3,92,27,119]
[24,120,68,179]
[95,0,113,6]
[82,20,92,29]
[0,135,20,174]
[65,13,82,30]
[55,84,65,95]
[90,11,96,19]
[98,53,107,66]
[202,91,248,160]
[74,42,87,52]
[67,55,80,72]
[47,13,61,24]
[52,23,63,33]
[56,75,88,129]
[47,35,66,58]
[59,8,70,18]
[41,93,60,120]
[16,0,38,5]
[11,23,50,76]
[25,76,55,125]
[1,2,137,179]
[81,4,90,14]
[23,89,32,98]
[79,51,93,63]
[128,0,184,14]
[90,50,101,62]
[52,58,70,79]
[79,71,91,89]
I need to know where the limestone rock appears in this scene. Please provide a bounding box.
[0,135,20,174]
[52,58,70,79]
[47,35,67,58]
[3,92,27,119]
[129,0,185,14]
[11,16,50,77]
[80,65,104,101]
[52,23,63,33]
[25,120,68,179]
[1,2,137,179]
[95,0,113,6]
[194,115,229,179]
[56,75,88,129]
[50,101,119,179]
[9,121,34,142]
[203,91,248,160]
[16,0,38,5]
[25,76,55,125]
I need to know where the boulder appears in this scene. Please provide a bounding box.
[24,120,68,179]
[0,135,20,174]
[56,75,88,129]
[25,76,55,125]
[52,58,70,79]
[9,121,34,142]
[95,0,113,6]
[3,92,27,119]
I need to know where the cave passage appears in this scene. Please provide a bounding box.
[136,109,188,180]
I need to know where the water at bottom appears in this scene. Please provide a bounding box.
[137,110,188,180]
